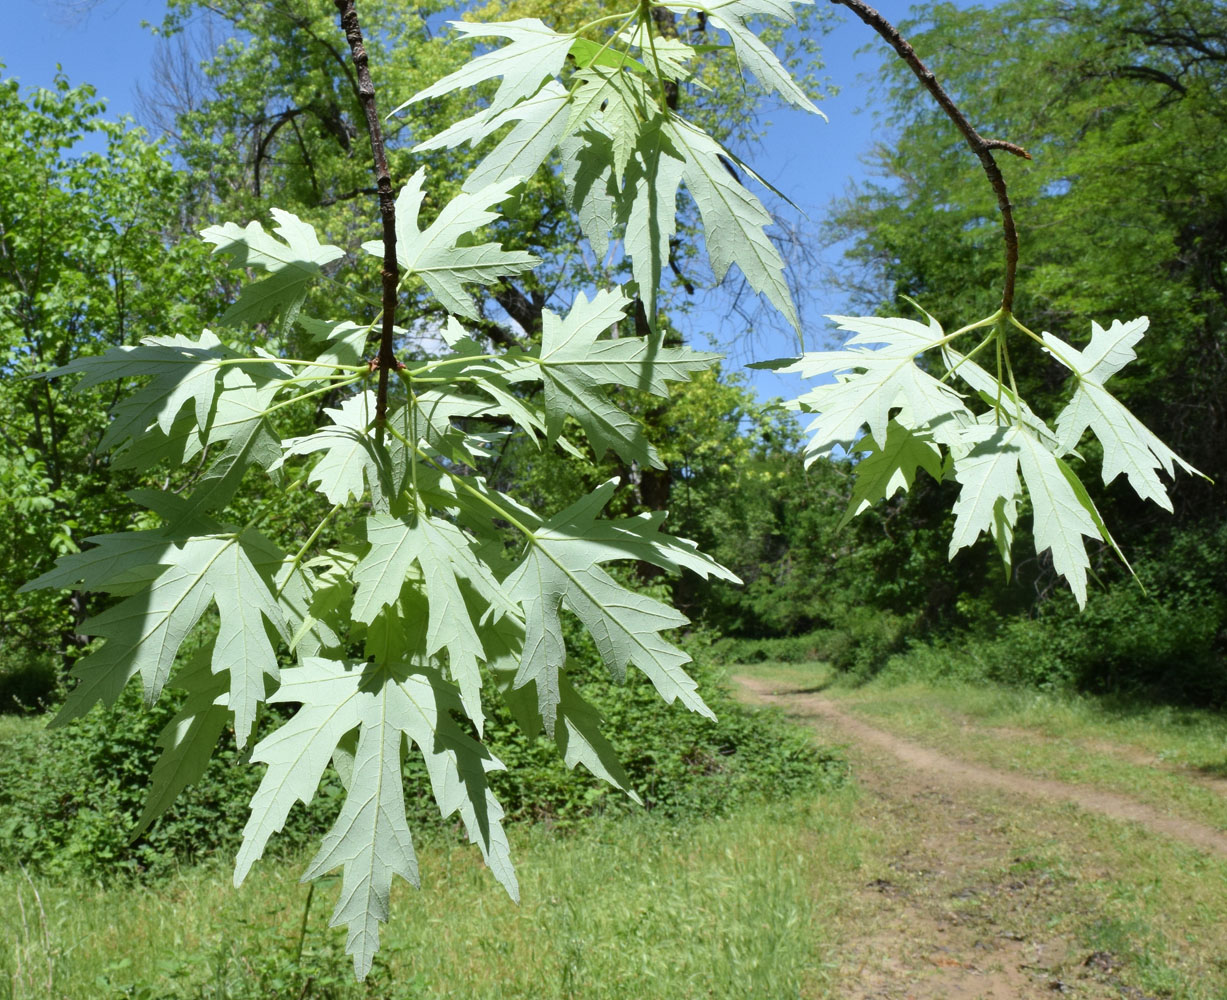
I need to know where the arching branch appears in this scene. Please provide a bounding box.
[830,0,1031,311]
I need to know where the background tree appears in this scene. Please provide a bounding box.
[0,73,217,699]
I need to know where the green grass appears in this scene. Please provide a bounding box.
[8,653,1226,999]
[0,716,40,745]
[0,791,865,1000]
[990,796,1227,998]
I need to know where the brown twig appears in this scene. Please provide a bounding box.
[830,0,1031,312]
[334,0,398,432]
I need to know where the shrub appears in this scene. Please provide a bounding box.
[0,627,844,881]
[0,650,60,714]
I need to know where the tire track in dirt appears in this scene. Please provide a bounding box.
[740,676,1227,860]
[737,675,1227,999]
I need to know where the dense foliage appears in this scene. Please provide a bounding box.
[0,628,841,881]
[0,74,219,689]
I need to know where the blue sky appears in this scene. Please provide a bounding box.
[1,0,912,402]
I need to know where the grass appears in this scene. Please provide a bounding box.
[740,658,1227,833]
[0,716,40,744]
[0,790,867,1000]
[971,790,1227,997]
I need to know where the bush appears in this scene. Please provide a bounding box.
[824,608,912,678]
[0,650,60,714]
[0,684,345,880]
[709,611,914,680]
[708,629,837,665]
[0,627,844,881]
[871,573,1225,705]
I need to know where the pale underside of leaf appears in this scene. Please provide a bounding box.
[661,116,799,331]
[504,481,721,733]
[398,19,575,118]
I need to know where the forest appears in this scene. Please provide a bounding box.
[1,0,1225,997]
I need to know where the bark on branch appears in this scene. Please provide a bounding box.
[830,0,1031,311]
[334,0,399,430]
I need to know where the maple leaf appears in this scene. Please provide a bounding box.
[659,115,800,331]
[939,413,1113,605]
[236,658,515,979]
[565,67,656,185]
[683,0,822,114]
[561,129,618,260]
[491,621,639,800]
[179,369,285,517]
[503,479,737,733]
[361,168,539,320]
[396,19,575,117]
[415,81,572,195]
[618,22,703,85]
[295,317,370,386]
[134,643,230,837]
[202,210,343,325]
[1042,318,1205,510]
[276,557,350,661]
[351,512,517,731]
[277,392,403,511]
[776,314,969,458]
[946,421,1023,564]
[841,420,945,526]
[505,289,719,467]
[1018,430,1106,607]
[24,527,287,747]
[779,311,1135,604]
[39,331,241,461]
[621,123,685,323]
[403,14,811,334]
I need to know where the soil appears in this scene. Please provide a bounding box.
[735,676,1227,1000]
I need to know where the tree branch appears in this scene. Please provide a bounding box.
[830,0,1031,312]
[318,186,379,207]
[334,0,398,432]
[492,281,545,337]
[253,107,306,199]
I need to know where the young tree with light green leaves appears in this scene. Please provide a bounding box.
[22,0,1204,978]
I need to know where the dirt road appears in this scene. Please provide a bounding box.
[736,676,1227,1000]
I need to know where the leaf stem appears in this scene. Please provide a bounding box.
[272,371,369,389]
[1007,312,1078,372]
[945,308,1003,341]
[383,420,538,539]
[573,10,639,36]
[219,357,368,374]
[997,319,1023,422]
[940,330,995,384]
[640,1,672,107]
[276,502,345,598]
[574,10,639,73]
[405,354,505,377]
[263,375,364,418]
[395,370,422,510]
